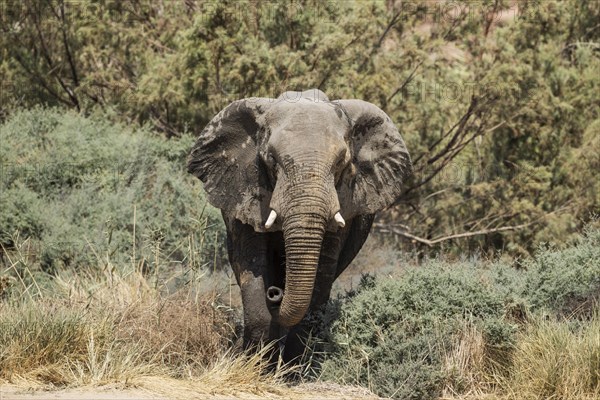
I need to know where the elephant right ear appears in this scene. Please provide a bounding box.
[187,99,273,232]
[335,100,412,216]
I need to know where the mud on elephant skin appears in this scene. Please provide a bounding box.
[187,89,412,362]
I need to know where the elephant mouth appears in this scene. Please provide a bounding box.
[264,236,287,310]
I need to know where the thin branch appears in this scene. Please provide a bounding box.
[411,97,476,166]
[483,0,500,38]
[404,102,491,196]
[12,52,72,106]
[377,204,572,247]
[376,12,401,48]
[405,125,481,196]
[422,188,452,202]
[59,0,79,87]
[317,70,332,90]
[562,41,600,52]
[31,3,80,109]
[386,59,424,105]
[427,96,478,165]
[374,221,537,247]
[358,11,402,72]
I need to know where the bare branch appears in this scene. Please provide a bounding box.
[30,2,80,109]
[484,0,501,38]
[427,96,478,165]
[59,0,79,87]
[12,52,72,106]
[358,11,402,72]
[374,221,537,247]
[377,204,572,247]
[386,59,424,105]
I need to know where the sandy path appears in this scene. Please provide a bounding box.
[1,384,158,400]
[1,380,382,400]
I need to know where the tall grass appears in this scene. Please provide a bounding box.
[0,244,311,399]
[501,313,600,400]
[0,265,233,385]
[441,321,488,398]
[0,200,240,389]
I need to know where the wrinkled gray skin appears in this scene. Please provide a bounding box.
[188,89,411,361]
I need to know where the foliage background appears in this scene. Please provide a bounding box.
[1,0,598,260]
[0,108,225,276]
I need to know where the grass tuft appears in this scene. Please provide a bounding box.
[501,313,600,400]
[0,264,235,387]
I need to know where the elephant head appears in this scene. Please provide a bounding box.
[188,89,411,327]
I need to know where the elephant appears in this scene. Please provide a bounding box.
[187,89,411,362]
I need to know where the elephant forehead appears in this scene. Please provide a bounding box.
[269,101,343,123]
[269,121,346,147]
[267,102,348,139]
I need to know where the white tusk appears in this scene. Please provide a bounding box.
[334,212,345,228]
[265,210,277,229]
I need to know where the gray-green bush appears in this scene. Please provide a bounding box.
[320,262,520,399]
[523,226,600,317]
[0,108,225,277]
[320,226,600,399]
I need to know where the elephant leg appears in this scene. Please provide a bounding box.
[224,217,283,351]
[282,231,343,364]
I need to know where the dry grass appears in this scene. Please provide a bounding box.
[0,303,158,386]
[500,314,600,400]
[0,302,372,400]
[140,345,293,399]
[442,322,489,398]
[440,314,600,400]
[0,267,322,398]
[0,268,235,385]
[0,240,364,399]
[0,226,243,383]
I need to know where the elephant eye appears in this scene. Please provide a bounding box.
[261,152,278,187]
[268,152,277,165]
[335,149,348,167]
[263,148,276,166]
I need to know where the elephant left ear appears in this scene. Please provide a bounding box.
[187,98,274,232]
[335,99,412,216]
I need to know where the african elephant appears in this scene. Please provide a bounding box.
[187,89,411,362]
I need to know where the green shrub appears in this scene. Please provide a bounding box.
[320,226,600,399]
[320,261,521,399]
[523,226,600,317]
[0,107,225,276]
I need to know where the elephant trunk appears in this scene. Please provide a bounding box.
[276,185,329,328]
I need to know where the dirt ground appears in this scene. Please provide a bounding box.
[0,380,383,400]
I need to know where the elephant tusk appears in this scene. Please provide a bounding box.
[265,210,277,229]
[334,212,345,228]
